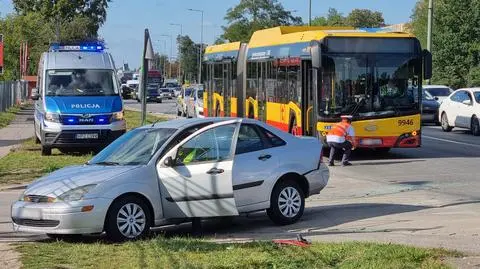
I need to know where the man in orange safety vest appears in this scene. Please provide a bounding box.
[327,115,356,166]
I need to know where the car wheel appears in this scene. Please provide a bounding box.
[46,234,82,241]
[267,180,305,225]
[41,145,52,156]
[471,116,480,136]
[105,195,151,241]
[441,113,453,132]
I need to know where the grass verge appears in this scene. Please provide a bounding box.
[0,110,165,185]
[0,106,21,129]
[17,237,457,269]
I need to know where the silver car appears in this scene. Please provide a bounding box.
[11,118,329,241]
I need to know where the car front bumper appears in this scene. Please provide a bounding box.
[305,163,330,196]
[11,198,112,234]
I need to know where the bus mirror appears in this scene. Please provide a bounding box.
[310,41,322,69]
[423,49,432,80]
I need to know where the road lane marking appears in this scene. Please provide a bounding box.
[423,135,480,148]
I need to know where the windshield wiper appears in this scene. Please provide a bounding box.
[90,161,121,166]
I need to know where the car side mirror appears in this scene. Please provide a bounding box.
[31,88,40,100]
[164,156,174,167]
[462,100,472,106]
[423,49,432,80]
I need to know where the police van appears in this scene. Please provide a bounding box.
[32,42,126,155]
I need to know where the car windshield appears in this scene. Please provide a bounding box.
[423,90,435,100]
[320,54,421,121]
[46,69,118,96]
[474,91,480,103]
[426,87,451,97]
[88,128,176,165]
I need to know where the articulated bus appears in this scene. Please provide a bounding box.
[202,26,432,150]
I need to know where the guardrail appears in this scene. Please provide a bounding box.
[0,80,28,112]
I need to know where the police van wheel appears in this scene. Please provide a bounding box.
[267,180,305,225]
[41,145,52,156]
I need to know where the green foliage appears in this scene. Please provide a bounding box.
[311,8,346,26]
[222,0,303,42]
[346,9,385,28]
[0,106,21,129]
[468,66,480,87]
[177,35,201,83]
[410,0,480,89]
[0,13,52,80]
[12,0,110,37]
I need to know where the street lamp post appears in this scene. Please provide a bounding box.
[309,0,312,26]
[188,8,204,83]
[170,23,183,80]
[160,34,173,79]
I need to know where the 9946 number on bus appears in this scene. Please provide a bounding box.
[398,119,414,126]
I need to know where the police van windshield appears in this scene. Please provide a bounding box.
[45,69,119,96]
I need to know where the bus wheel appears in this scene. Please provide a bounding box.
[289,117,298,136]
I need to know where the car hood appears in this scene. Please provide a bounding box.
[45,96,123,114]
[25,165,141,197]
[422,99,440,108]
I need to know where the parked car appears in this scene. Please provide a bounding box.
[423,85,454,104]
[186,86,204,118]
[177,87,194,117]
[439,88,480,135]
[421,90,440,125]
[12,118,329,241]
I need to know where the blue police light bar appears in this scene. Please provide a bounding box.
[50,42,105,52]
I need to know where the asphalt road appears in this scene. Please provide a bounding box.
[123,98,180,116]
[1,103,479,255]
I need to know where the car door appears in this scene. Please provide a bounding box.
[232,124,280,207]
[157,120,241,218]
[455,91,472,128]
[447,91,462,127]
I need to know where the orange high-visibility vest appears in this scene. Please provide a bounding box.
[329,122,351,137]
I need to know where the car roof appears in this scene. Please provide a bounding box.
[457,87,480,92]
[423,85,451,89]
[141,117,272,130]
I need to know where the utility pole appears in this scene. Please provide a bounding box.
[188,8,204,83]
[427,0,433,85]
[160,34,173,79]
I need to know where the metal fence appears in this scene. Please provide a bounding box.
[0,80,28,112]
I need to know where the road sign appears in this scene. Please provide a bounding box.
[0,34,4,75]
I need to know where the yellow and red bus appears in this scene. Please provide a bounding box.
[202,26,432,150]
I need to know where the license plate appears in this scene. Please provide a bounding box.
[76,133,98,139]
[20,208,41,220]
[360,138,383,146]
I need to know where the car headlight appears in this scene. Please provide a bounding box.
[112,111,124,121]
[45,112,60,123]
[57,184,97,202]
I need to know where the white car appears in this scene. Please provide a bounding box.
[186,86,204,118]
[11,118,329,241]
[423,85,454,104]
[439,88,480,136]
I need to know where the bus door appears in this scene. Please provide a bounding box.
[223,61,232,117]
[301,60,314,136]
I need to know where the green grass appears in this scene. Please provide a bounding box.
[0,110,166,186]
[0,106,21,128]
[17,237,457,269]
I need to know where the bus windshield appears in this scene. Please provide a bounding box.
[319,54,421,121]
[46,69,118,96]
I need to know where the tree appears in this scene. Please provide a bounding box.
[346,9,385,28]
[0,13,53,80]
[311,8,384,28]
[177,35,201,83]
[410,0,480,88]
[12,0,110,40]
[222,0,302,42]
[311,8,346,26]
